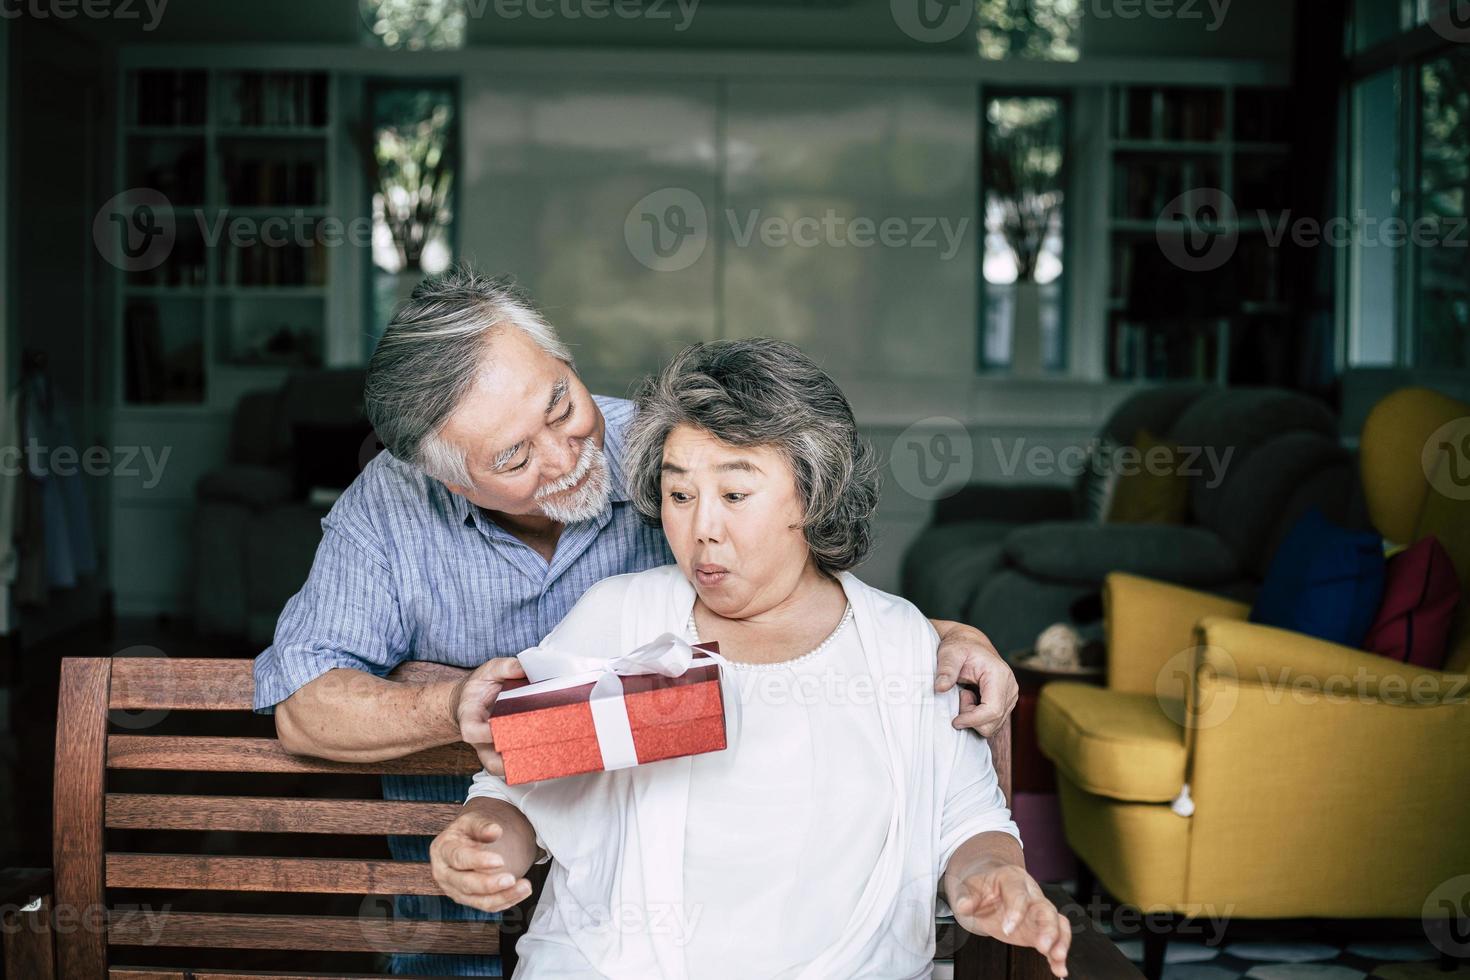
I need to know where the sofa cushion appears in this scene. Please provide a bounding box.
[900,520,1012,622]
[1250,507,1386,648]
[1037,683,1186,803]
[1003,521,1239,587]
[1104,429,1191,525]
[1363,535,1460,668]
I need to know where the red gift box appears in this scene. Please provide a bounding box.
[489,641,727,785]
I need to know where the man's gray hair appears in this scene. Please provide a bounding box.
[365,267,572,486]
[625,338,880,574]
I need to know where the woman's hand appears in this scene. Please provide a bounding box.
[930,618,1019,737]
[951,862,1071,978]
[430,799,537,913]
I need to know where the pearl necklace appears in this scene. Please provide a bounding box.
[686,604,854,671]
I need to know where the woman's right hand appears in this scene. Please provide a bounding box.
[430,801,536,913]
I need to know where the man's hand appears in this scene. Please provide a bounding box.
[430,806,534,913]
[931,618,1018,737]
[451,657,528,777]
[951,862,1071,978]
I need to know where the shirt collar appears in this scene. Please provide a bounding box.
[444,393,633,531]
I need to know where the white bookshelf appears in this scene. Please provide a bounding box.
[109,66,344,615]
[112,67,338,417]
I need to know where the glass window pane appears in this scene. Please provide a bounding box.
[1353,0,1409,51]
[1349,70,1400,366]
[981,95,1066,371]
[366,84,458,355]
[1416,52,1470,369]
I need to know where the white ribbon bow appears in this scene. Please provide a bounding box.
[507,633,731,772]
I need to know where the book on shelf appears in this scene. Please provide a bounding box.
[219,72,329,128]
[134,70,207,127]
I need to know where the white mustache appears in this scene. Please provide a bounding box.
[536,440,598,499]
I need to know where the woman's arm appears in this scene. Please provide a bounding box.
[943,831,1071,978]
[429,796,539,913]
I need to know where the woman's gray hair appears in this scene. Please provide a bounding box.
[625,338,881,574]
[365,266,572,486]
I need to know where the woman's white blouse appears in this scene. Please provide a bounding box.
[682,605,893,977]
[467,565,1019,980]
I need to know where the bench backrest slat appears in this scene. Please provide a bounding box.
[108,911,499,955]
[105,855,440,895]
[105,794,461,835]
[106,736,479,775]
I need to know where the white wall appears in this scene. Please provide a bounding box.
[459,71,1137,592]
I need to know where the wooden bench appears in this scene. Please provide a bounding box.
[2,656,1144,979]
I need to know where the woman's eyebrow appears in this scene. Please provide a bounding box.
[660,459,762,474]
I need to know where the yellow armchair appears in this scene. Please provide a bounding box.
[1037,387,1470,979]
[1047,573,1470,912]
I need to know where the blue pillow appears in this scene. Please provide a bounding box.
[1249,508,1386,647]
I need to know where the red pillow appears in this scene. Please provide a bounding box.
[1363,536,1461,668]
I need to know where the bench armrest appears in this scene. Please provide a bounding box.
[952,883,1144,980]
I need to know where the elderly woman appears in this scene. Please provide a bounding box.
[430,339,1069,979]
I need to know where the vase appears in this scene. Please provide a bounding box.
[1011,279,1044,377]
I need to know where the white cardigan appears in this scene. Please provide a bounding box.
[468,564,1019,979]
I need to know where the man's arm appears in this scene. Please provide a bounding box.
[930,617,1019,737]
[256,522,524,772]
[275,657,526,773]
[275,667,462,762]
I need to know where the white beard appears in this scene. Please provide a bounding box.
[534,439,611,524]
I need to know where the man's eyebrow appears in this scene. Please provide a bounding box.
[492,440,525,470]
[546,376,569,415]
[490,377,571,471]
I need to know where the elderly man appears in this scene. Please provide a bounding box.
[253,266,1019,976]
